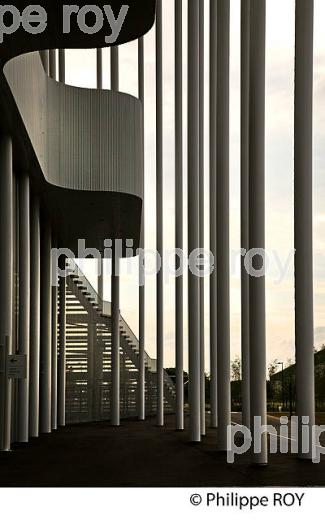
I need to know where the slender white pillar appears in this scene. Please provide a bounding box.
[138,36,146,421]
[175,0,184,431]
[49,49,57,80]
[95,46,105,423]
[87,321,95,420]
[294,0,315,460]
[59,49,65,83]
[111,47,119,91]
[58,257,66,427]
[97,48,103,90]
[98,261,104,301]
[40,219,52,434]
[111,251,120,426]
[156,0,164,427]
[188,0,201,443]
[249,0,267,465]
[199,0,206,437]
[216,0,231,451]
[29,197,40,438]
[209,0,218,429]
[51,245,58,431]
[111,46,120,426]
[17,173,30,443]
[240,0,251,429]
[96,48,104,306]
[40,50,49,74]
[49,49,60,434]
[0,136,13,452]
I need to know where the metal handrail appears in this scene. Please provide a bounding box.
[67,259,111,314]
[119,315,156,373]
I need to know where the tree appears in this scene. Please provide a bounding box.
[268,360,278,380]
[231,356,241,381]
[286,358,293,368]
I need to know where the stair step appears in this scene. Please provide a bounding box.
[66,270,176,411]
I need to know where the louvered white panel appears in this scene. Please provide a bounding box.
[4,52,144,200]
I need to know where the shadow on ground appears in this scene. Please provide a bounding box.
[0,415,324,487]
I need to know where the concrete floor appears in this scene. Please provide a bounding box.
[0,414,324,487]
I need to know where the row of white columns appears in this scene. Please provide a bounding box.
[40,49,66,437]
[177,0,315,463]
[96,42,146,426]
[0,50,67,450]
[0,153,66,446]
[0,1,316,465]
[95,41,146,426]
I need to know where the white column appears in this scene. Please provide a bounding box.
[188,0,201,442]
[199,0,206,437]
[97,48,103,90]
[209,0,218,430]
[0,136,13,452]
[249,0,267,465]
[51,245,58,431]
[17,173,30,443]
[216,0,231,452]
[111,251,120,426]
[111,46,120,427]
[96,48,104,305]
[58,257,66,427]
[156,0,164,427]
[111,47,119,91]
[48,49,60,435]
[240,0,251,429]
[59,49,65,83]
[294,0,315,460]
[138,36,146,421]
[40,219,52,434]
[29,197,40,438]
[49,49,57,80]
[175,0,184,431]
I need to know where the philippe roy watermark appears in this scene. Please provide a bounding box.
[190,491,305,509]
[50,238,295,287]
[0,4,129,44]
[52,239,214,286]
[228,416,325,464]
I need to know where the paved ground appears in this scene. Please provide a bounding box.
[0,414,324,487]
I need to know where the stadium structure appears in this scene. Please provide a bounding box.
[0,0,319,475]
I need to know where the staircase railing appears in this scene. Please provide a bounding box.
[67,259,107,312]
[67,259,157,375]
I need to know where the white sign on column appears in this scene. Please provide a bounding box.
[7,354,27,379]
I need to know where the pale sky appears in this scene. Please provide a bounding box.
[65,0,325,373]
